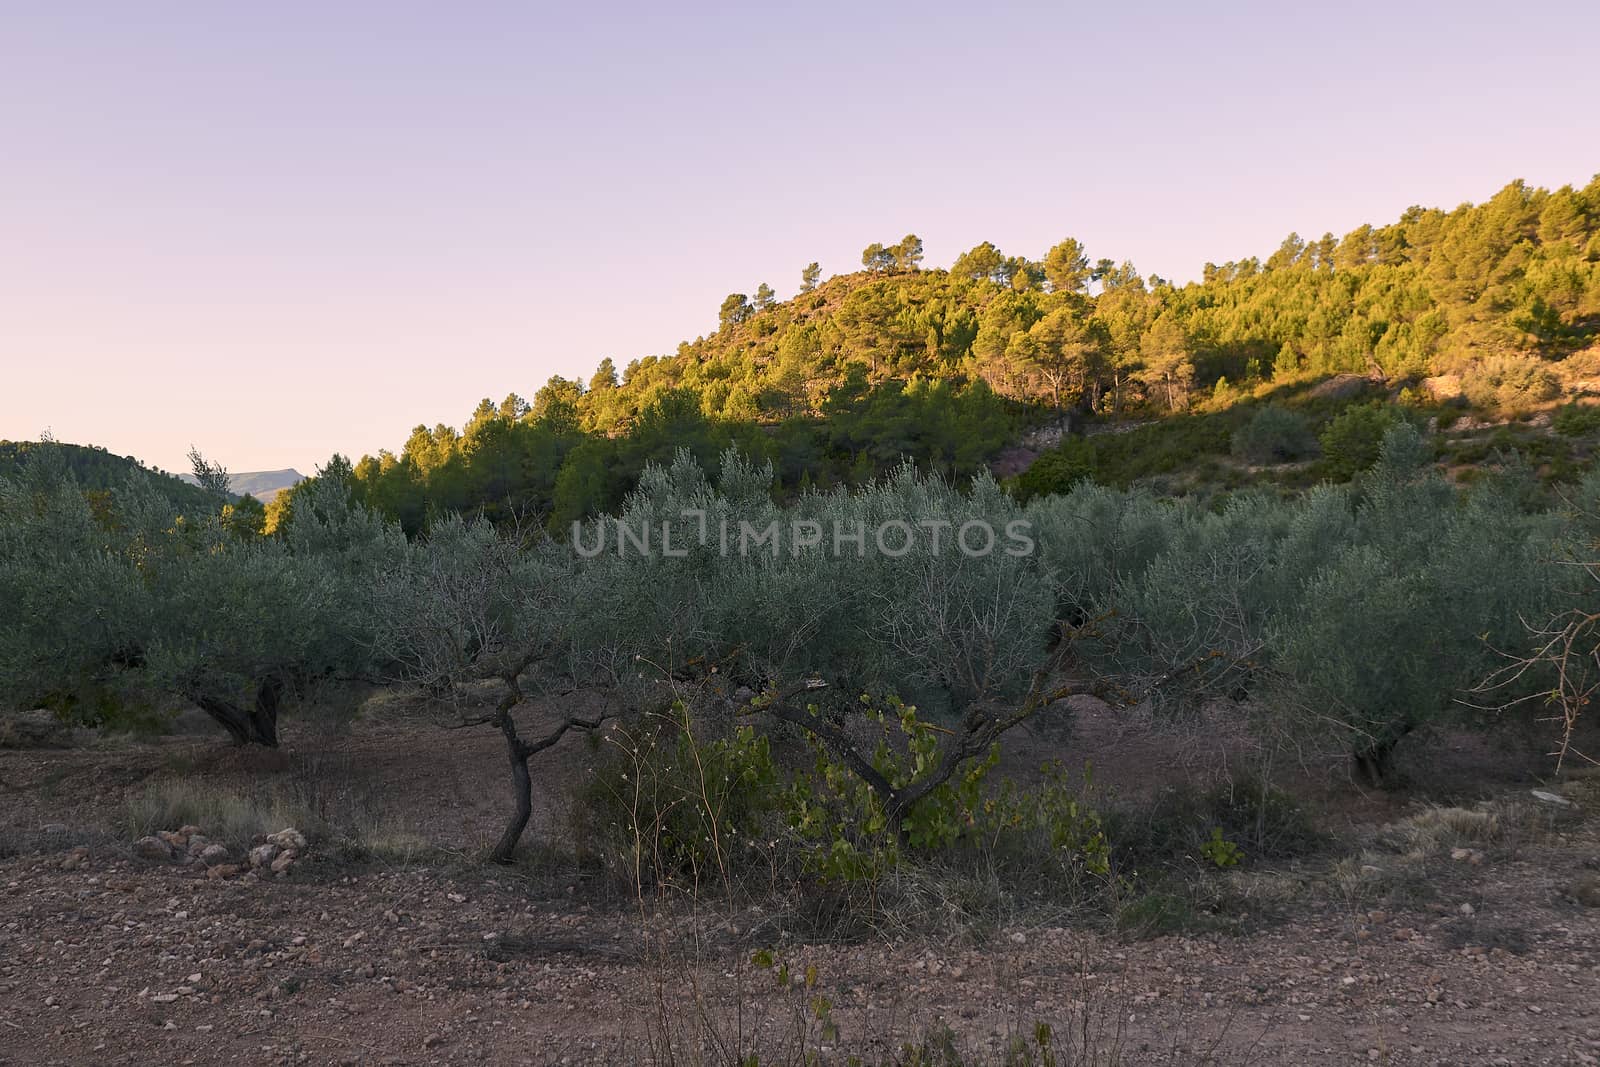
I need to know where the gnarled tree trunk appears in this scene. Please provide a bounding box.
[490,712,536,865]
[193,676,284,747]
[483,662,611,865]
[1352,723,1413,788]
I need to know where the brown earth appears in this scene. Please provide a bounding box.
[2,700,1599,1066]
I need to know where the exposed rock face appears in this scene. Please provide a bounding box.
[1308,374,1378,402]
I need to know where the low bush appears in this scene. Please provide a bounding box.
[1009,437,1094,502]
[1087,413,1238,487]
[571,702,781,894]
[1318,401,1422,478]
[1230,405,1320,465]
[1553,402,1600,437]
[1101,778,1320,877]
[571,696,1126,929]
[1113,890,1195,938]
[1460,352,1561,415]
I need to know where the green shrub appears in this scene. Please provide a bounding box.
[1009,437,1094,502]
[1553,402,1600,437]
[1318,401,1421,479]
[1087,414,1237,487]
[780,697,1008,885]
[1102,778,1320,875]
[1231,405,1320,465]
[1114,891,1194,937]
[572,703,780,892]
[1199,827,1243,868]
[785,709,1116,890]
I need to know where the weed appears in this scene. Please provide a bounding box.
[1103,778,1321,876]
[1199,827,1244,869]
[1113,891,1194,939]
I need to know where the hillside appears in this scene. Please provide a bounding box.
[178,468,303,503]
[0,439,219,512]
[270,175,1600,531]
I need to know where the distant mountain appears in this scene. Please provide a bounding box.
[177,468,304,503]
[0,439,218,511]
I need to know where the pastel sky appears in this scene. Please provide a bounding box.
[4,2,1597,475]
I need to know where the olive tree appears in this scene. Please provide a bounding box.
[1022,430,1563,786]
[606,453,1309,836]
[1474,465,1600,769]
[374,514,631,862]
[1270,427,1561,783]
[0,471,153,724]
[633,459,1080,838]
[0,460,399,745]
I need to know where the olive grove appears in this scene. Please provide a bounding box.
[0,427,1587,864]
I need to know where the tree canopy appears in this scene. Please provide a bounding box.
[260,176,1599,534]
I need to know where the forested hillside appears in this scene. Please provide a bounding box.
[277,177,1600,532]
[0,439,218,512]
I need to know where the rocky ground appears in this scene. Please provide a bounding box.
[2,712,1599,1065]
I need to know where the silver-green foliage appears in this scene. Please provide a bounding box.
[1271,428,1562,774]
[0,459,402,742]
[647,453,1060,723]
[1027,425,1562,775]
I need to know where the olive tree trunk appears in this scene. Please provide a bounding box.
[193,676,284,747]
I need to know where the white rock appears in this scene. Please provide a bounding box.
[268,828,307,851]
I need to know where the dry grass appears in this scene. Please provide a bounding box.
[122,778,319,846]
[1329,848,1435,907]
[1373,793,1576,857]
[122,776,445,866]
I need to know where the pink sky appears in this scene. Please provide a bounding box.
[4,1,1598,474]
